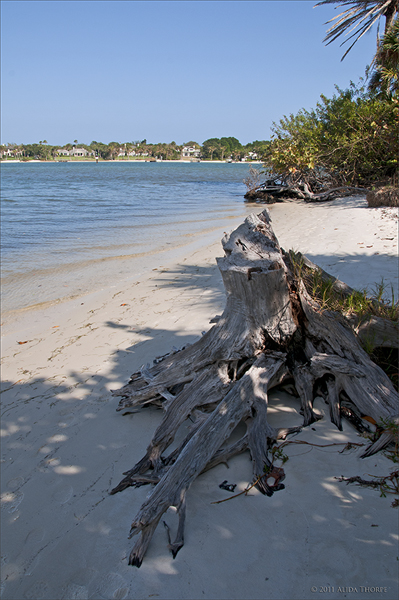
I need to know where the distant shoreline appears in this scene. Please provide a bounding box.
[0,159,263,164]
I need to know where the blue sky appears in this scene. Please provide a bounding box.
[1,0,379,146]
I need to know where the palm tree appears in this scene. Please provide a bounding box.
[315,0,398,60]
[368,15,399,95]
[51,146,60,159]
[207,145,217,160]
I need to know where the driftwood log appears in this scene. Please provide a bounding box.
[111,210,398,567]
[244,175,366,203]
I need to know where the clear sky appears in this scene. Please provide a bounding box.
[1,0,380,146]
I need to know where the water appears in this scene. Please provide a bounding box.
[1,161,255,313]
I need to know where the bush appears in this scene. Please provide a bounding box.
[264,82,398,190]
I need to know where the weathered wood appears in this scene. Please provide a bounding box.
[354,316,399,351]
[124,356,277,566]
[244,184,366,203]
[367,186,399,208]
[111,209,398,566]
[244,172,367,203]
[291,250,399,351]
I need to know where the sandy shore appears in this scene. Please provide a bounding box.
[1,197,398,600]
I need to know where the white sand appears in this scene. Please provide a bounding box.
[1,197,398,600]
[268,197,398,300]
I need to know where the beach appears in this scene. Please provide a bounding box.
[1,197,398,600]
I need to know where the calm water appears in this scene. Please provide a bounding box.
[1,162,255,312]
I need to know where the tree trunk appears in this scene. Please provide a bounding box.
[384,1,398,33]
[111,210,398,567]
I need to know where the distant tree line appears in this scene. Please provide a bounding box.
[0,138,270,161]
[201,138,270,161]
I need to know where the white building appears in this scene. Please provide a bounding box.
[118,146,137,157]
[181,146,201,159]
[57,147,94,157]
[1,146,22,158]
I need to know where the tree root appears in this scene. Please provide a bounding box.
[111,210,398,566]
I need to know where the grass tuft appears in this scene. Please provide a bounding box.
[288,249,398,322]
[287,249,398,389]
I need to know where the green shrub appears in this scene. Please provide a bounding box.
[264,82,398,189]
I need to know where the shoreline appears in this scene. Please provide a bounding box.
[1,211,257,317]
[0,159,262,164]
[4,195,397,323]
[1,197,398,600]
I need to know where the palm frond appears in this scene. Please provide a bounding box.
[315,1,398,60]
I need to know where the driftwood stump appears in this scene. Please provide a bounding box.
[366,186,399,208]
[111,210,398,566]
